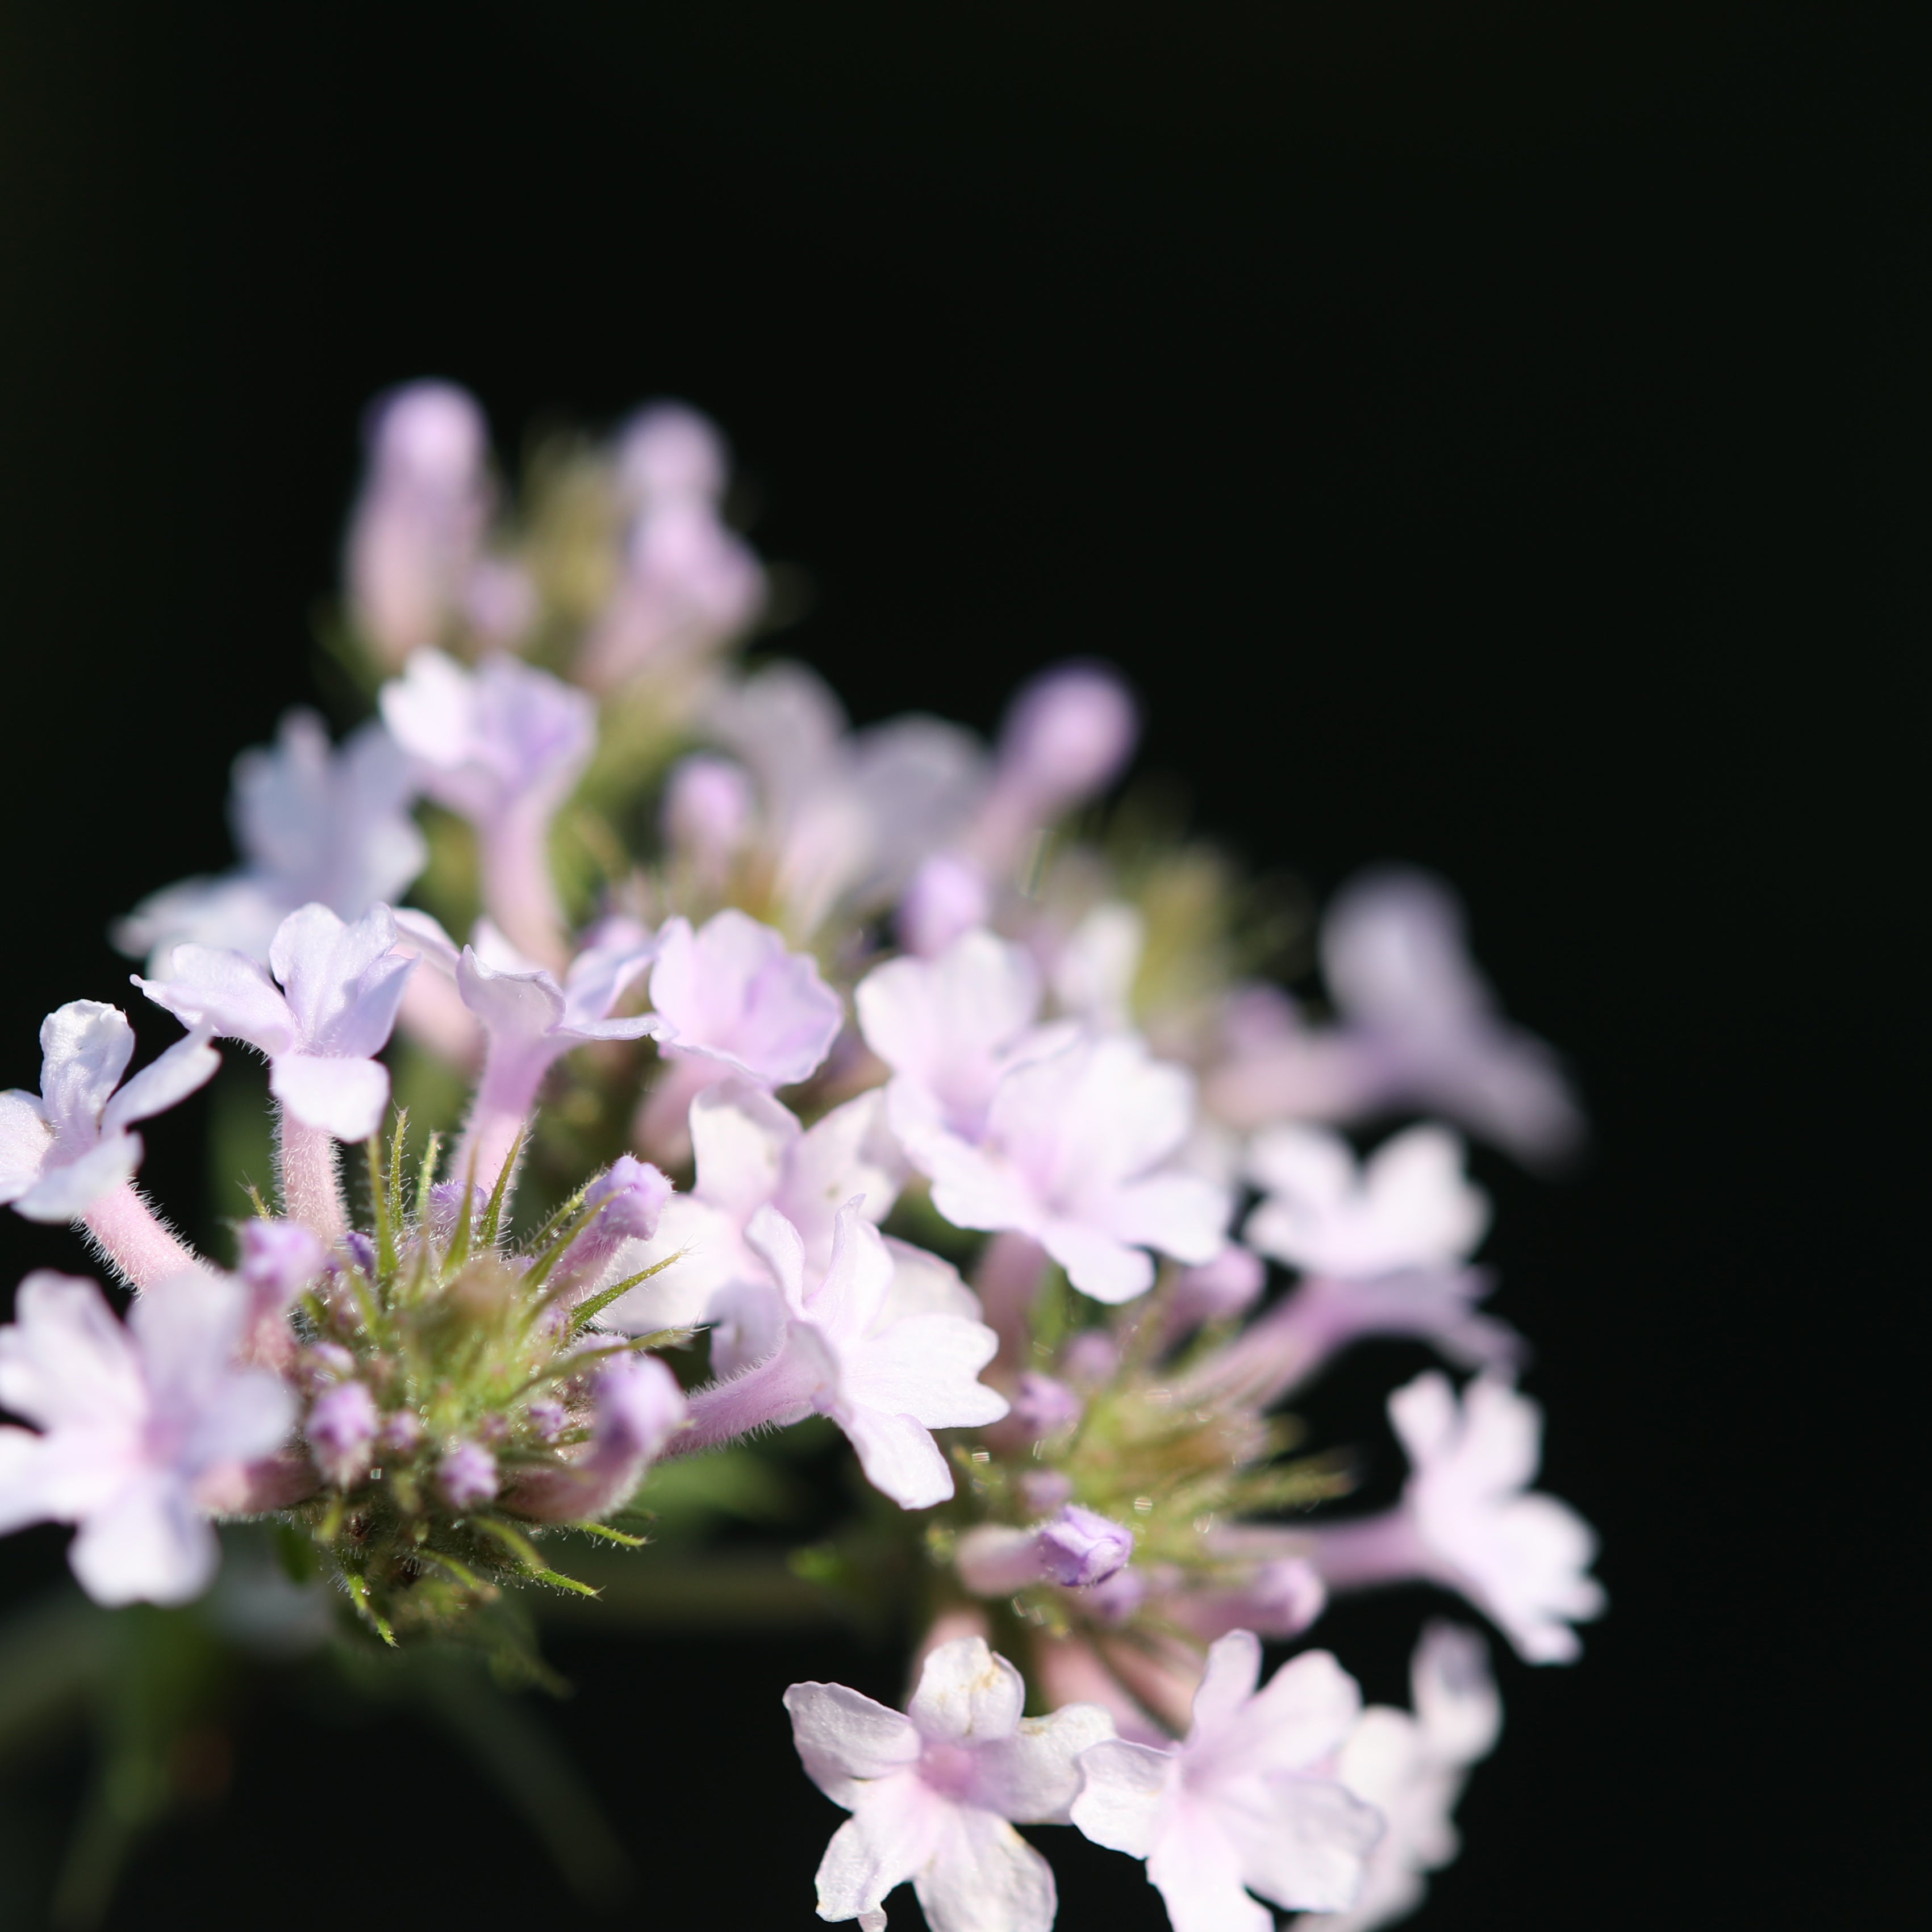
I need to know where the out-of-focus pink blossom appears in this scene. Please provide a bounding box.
[1050,902,1145,1031]
[1295,1622,1501,1932]
[379,649,596,965]
[679,1203,1006,1509]
[1161,1558,1328,1645]
[705,662,986,936]
[1010,1371,1083,1440]
[115,710,426,971]
[1308,1372,1604,1664]
[895,853,992,959]
[1245,1125,1489,1280]
[785,1635,1115,1932]
[307,1379,379,1488]
[1320,869,1585,1166]
[345,380,498,666]
[966,662,1138,875]
[1161,1243,1267,1348]
[237,1219,325,1311]
[577,403,764,691]
[917,1033,1230,1305]
[1070,1630,1383,1928]
[437,1440,499,1511]
[0,1271,294,1605]
[661,752,757,890]
[1187,1266,1522,1407]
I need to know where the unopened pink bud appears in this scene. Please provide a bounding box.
[583,1157,673,1245]
[527,1399,569,1441]
[306,1343,356,1385]
[1012,1372,1083,1440]
[1165,1244,1267,1347]
[662,754,756,874]
[616,403,729,505]
[424,1179,487,1244]
[239,1219,326,1309]
[366,381,487,489]
[438,1441,499,1512]
[379,1408,424,1454]
[1037,1505,1135,1588]
[1059,1331,1121,1389]
[1019,1469,1074,1514]
[896,853,993,958]
[307,1381,379,1488]
[995,662,1138,811]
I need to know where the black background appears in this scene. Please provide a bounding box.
[0,4,1918,1926]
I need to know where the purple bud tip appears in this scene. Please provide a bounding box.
[997,662,1139,807]
[1036,1504,1135,1589]
[239,1219,326,1305]
[1012,1373,1084,1440]
[1174,1245,1266,1325]
[526,1399,569,1442]
[1018,1469,1074,1514]
[340,1231,378,1277]
[897,853,992,959]
[616,402,728,504]
[307,1382,380,1487]
[307,1342,357,1383]
[1058,1331,1121,1390]
[437,1441,499,1512]
[379,1408,425,1454]
[425,1179,487,1244]
[663,754,756,864]
[583,1157,674,1245]
[366,379,486,486]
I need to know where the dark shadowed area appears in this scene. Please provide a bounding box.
[0,3,1917,1926]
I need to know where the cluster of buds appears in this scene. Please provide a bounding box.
[0,380,1601,1931]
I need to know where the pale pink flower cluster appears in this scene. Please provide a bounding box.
[0,382,1604,1932]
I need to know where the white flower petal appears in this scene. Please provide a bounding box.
[269,1053,390,1141]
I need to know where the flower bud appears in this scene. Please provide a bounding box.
[438,1441,499,1512]
[1059,1331,1120,1389]
[897,853,992,959]
[1012,1372,1083,1440]
[239,1219,326,1309]
[366,381,487,489]
[583,1157,673,1245]
[663,754,756,877]
[1164,1244,1266,1346]
[527,1398,569,1441]
[379,1408,424,1454]
[424,1180,487,1244]
[1018,1469,1074,1514]
[995,663,1138,812]
[1036,1505,1136,1588]
[307,1382,379,1488]
[340,1232,377,1277]
[616,403,728,506]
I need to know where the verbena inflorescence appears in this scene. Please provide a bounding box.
[0,382,1603,1931]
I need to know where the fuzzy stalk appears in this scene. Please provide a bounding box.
[78,1181,209,1291]
[671,1332,831,1459]
[276,1109,348,1242]
[453,1041,552,1212]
